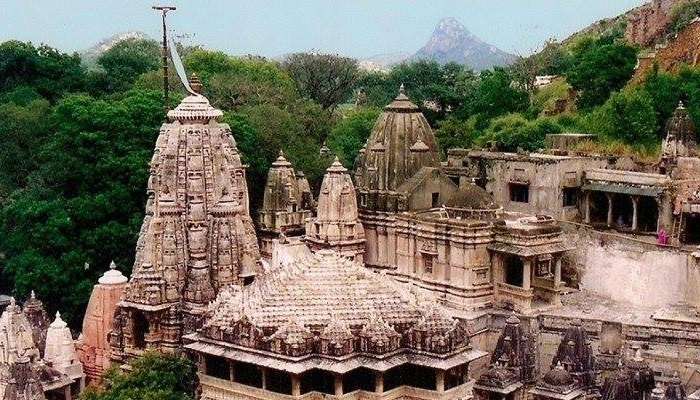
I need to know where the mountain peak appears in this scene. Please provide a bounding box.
[413,18,516,70]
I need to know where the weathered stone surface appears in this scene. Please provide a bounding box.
[110,85,262,363]
[305,157,365,261]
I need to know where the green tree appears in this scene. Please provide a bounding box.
[435,116,479,156]
[326,107,381,166]
[668,0,700,37]
[477,114,562,152]
[0,99,51,198]
[96,39,161,93]
[584,88,658,144]
[0,90,163,327]
[80,352,196,400]
[359,60,476,125]
[461,68,529,122]
[566,38,637,109]
[282,52,360,110]
[0,40,85,101]
[185,49,297,110]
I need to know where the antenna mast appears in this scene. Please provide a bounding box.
[152,5,176,112]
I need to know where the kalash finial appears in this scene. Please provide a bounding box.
[399,83,405,95]
[190,73,203,94]
[30,290,35,300]
[109,260,117,270]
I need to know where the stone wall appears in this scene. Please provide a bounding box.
[563,224,700,308]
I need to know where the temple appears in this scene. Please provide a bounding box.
[109,79,262,364]
[304,157,366,261]
[0,296,84,400]
[258,151,314,259]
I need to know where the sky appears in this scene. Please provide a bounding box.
[1,0,648,58]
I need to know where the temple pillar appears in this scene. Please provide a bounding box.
[291,374,301,396]
[260,367,267,390]
[436,370,446,393]
[334,373,343,395]
[584,191,591,224]
[197,354,206,373]
[606,193,614,227]
[554,257,562,288]
[229,361,235,382]
[375,371,384,393]
[632,196,639,231]
[523,258,532,290]
[64,386,72,400]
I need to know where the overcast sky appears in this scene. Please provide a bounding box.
[1,0,647,58]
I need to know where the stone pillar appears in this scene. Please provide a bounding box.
[554,257,562,288]
[606,193,614,227]
[64,386,72,400]
[229,361,235,382]
[584,191,591,224]
[522,258,532,290]
[197,354,206,373]
[632,196,639,231]
[436,370,446,392]
[260,367,267,390]
[334,373,343,396]
[375,371,384,393]
[292,374,301,396]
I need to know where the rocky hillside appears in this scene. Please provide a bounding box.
[80,31,151,69]
[411,18,517,70]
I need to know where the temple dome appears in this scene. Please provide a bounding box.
[98,261,128,285]
[355,85,441,192]
[542,362,575,388]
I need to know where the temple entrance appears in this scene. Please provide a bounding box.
[611,194,633,230]
[300,369,334,395]
[132,311,149,349]
[637,196,658,233]
[266,368,292,395]
[343,368,375,393]
[504,255,524,287]
[684,214,700,245]
[589,192,608,225]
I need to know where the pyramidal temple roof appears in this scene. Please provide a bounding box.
[355,85,441,192]
[204,245,427,329]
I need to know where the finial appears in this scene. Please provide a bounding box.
[109,260,117,270]
[399,83,405,95]
[678,100,685,109]
[278,149,285,158]
[555,361,564,370]
[190,73,203,94]
[30,290,35,300]
[55,311,61,319]
[9,297,15,307]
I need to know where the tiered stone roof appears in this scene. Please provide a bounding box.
[662,102,697,160]
[490,315,537,383]
[551,319,596,388]
[188,243,483,373]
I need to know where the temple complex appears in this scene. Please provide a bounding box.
[0,296,84,400]
[258,151,314,259]
[58,73,699,400]
[109,80,262,364]
[304,157,365,261]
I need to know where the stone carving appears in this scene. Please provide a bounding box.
[110,80,262,364]
[305,157,365,261]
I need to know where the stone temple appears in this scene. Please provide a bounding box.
[52,76,700,400]
[109,79,262,364]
